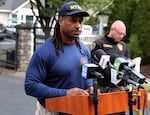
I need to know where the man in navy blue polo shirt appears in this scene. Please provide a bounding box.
[25,1,93,115]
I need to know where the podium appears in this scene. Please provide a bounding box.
[45,89,148,115]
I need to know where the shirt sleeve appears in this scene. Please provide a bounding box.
[24,53,66,98]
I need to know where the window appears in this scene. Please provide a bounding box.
[12,14,18,23]
[26,16,33,25]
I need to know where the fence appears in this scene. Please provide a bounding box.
[0,24,100,72]
[0,34,18,70]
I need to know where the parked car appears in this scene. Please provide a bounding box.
[0,23,7,41]
[80,25,93,35]
[0,23,16,41]
[6,25,16,34]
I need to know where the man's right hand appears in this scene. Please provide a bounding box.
[66,87,89,96]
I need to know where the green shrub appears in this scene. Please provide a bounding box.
[128,33,143,59]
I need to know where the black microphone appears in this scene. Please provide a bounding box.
[95,49,107,59]
[92,49,107,65]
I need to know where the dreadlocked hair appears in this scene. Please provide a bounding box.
[52,21,85,56]
[52,22,64,56]
[75,39,86,56]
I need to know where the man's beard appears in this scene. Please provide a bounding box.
[73,37,79,40]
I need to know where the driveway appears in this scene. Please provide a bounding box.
[0,70,149,115]
[0,73,36,115]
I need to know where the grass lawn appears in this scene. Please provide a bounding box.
[144,85,150,92]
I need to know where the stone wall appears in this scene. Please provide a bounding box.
[16,24,32,72]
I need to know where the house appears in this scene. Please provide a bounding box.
[0,0,38,26]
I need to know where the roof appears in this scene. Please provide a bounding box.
[0,0,26,11]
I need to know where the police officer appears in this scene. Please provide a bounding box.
[91,20,130,93]
[91,19,130,115]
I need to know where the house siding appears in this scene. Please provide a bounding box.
[0,0,37,26]
[0,12,10,25]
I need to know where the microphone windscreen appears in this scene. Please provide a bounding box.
[95,49,107,59]
[110,54,120,64]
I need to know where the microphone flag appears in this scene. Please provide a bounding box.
[113,57,128,71]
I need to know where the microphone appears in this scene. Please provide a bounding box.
[95,49,107,59]
[94,49,110,69]
[112,57,128,71]
[110,56,146,85]
[92,49,146,87]
[81,63,104,79]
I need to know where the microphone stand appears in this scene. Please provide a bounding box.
[136,86,142,115]
[93,78,99,115]
[90,71,103,115]
[127,84,136,115]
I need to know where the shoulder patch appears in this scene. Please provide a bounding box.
[117,43,123,51]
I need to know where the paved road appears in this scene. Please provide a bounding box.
[0,73,36,115]
[0,72,149,115]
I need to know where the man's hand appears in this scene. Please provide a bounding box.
[66,87,89,96]
[86,86,100,95]
[85,86,94,94]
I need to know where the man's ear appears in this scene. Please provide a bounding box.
[59,17,63,26]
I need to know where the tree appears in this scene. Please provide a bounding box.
[130,0,150,64]
[30,0,112,39]
[108,0,150,64]
[30,0,60,39]
[83,0,113,26]
[0,0,5,6]
[107,0,140,43]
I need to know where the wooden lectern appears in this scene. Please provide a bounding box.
[45,89,148,115]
